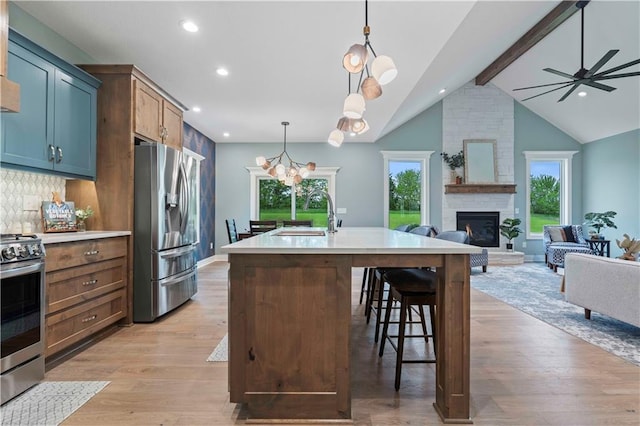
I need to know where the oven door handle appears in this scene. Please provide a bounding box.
[0,261,44,279]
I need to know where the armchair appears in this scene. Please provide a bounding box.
[543,225,592,271]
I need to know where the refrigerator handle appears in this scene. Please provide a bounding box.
[179,162,189,235]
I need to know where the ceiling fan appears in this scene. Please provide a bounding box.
[514,1,640,102]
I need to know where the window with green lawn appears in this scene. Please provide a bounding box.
[523,151,578,238]
[381,151,434,229]
[249,167,339,227]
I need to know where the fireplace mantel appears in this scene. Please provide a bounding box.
[445,184,516,194]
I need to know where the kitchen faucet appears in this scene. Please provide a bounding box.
[304,189,337,233]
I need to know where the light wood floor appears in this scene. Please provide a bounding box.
[47,262,640,425]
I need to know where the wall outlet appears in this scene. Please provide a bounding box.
[210,242,214,249]
[337,207,347,214]
[514,207,519,214]
[522,241,527,248]
[23,195,40,211]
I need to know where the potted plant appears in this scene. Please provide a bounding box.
[584,211,617,239]
[75,205,94,232]
[440,150,464,183]
[499,218,522,251]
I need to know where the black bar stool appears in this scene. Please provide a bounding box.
[378,268,437,391]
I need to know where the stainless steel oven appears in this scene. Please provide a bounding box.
[1,234,45,405]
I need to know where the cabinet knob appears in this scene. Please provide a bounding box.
[84,250,99,256]
[49,145,56,162]
[82,279,98,286]
[56,146,63,163]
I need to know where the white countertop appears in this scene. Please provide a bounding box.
[222,227,482,255]
[37,230,130,244]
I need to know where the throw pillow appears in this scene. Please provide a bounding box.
[562,226,576,243]
[548,227,566,242]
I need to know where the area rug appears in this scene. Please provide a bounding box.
[0,381,109,426]
[207,334,228,362]
[471,263,640,366]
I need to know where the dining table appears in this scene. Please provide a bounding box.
[222,226,481,423]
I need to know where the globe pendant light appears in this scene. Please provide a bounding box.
[255,122,316,186]
[361,76,382,100]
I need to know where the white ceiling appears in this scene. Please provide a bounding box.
[13,1,640,144]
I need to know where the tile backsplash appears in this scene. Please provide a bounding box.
[0,169,66,233]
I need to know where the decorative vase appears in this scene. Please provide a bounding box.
[450,169,457,184]
[506,242,513,251]
[77,221,86,232]
[455,175,463,185]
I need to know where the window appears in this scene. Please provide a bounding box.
[248,167,339,226]
[523,151,578,238]
[381,151,434,229]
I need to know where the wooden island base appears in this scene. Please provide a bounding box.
[227,237,473,423]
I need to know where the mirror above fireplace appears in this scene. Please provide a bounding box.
[463,139,497,183]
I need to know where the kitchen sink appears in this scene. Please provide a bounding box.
[273,230,326,237]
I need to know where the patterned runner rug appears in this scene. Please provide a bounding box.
[471,262,640,366]
[1,381,109,426]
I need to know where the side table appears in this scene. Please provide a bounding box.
[587,239,610,257]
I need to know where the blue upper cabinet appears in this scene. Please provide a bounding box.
[1,29,100,180]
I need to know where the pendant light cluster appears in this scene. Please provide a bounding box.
[327,0,397,147]
[256,122,316,186]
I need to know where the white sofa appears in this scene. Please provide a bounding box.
[564,253,640,327]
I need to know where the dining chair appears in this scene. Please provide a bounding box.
[282,220,312,227]
[249,220,277,235]
[225,219,239,244]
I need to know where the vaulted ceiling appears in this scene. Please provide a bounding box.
[13,1,640,144]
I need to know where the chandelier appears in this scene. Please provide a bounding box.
[256,122,316,186]
[328,0,397,147]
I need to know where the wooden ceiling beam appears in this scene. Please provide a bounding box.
[476,1,587,86]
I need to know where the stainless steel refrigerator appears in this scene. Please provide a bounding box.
[133,141,198,322]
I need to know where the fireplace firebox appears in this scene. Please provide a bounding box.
[456,211,500,247]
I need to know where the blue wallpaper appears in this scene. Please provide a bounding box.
[183,122,216,261]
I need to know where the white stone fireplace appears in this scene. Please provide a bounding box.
[441,82,522,263]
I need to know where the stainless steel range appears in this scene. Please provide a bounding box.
[0,233,46,405]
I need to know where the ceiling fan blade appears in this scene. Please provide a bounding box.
[585,50,619,78]
[596,71,640,81]
[593,58,640,77]
[543,68,576,79]
[520,82,575,101]
[513,81,575,91]
[558,84,581,102]
[582,80,616,92]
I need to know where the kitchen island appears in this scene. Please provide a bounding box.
[222,227,481,423]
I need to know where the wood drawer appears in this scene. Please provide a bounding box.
[47,257,126,314]
[45,237,127,272]
[45,289,125,358]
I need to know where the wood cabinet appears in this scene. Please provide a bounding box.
[65,64,187,323]
[134,79,183,150]
[0,0,20,112]
[1,29,100,179]
[45,236,128,359]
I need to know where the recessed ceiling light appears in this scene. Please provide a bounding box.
[223,132,230,138]
[439,88,446,94]
[180,20,198,33]
[192,106,201,113]
[216,67,229,77]
[578,91,587,97]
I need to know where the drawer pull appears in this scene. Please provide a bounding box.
[84,250,100,256]
[82,279,98,286]
[81,314,98,323]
